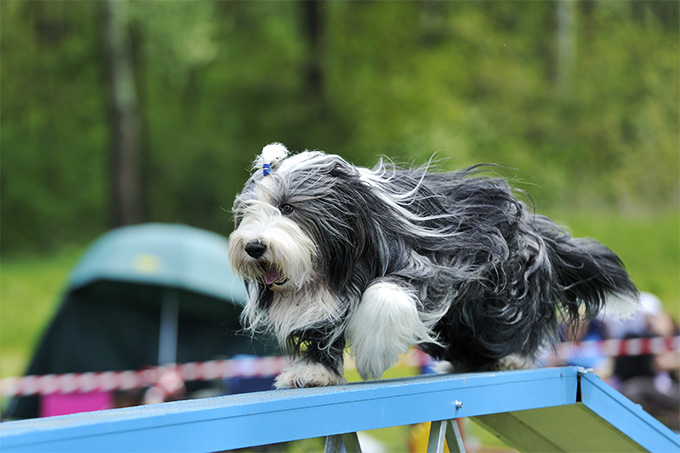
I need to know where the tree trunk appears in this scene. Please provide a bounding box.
[301,0,323,98]
[555,0,576,94]
[103,0,143,226]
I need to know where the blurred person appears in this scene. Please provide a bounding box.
[542,317,612,378]
[603,292,679,431]
[143,368,186,405]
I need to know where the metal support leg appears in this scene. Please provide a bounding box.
[445,419,466,453]
[341,432,362,452]
[158,290,179,365]
[325,434,342,453]
[427,420,447,453]
[325,432,362,453]
[427,419,466,453]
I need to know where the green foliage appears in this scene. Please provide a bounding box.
[1,1,108,252]
[1,0,678,255]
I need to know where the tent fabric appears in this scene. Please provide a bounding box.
[67,223,248,306]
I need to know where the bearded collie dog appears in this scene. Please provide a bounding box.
[229,144,637,388]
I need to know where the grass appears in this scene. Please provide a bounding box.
[0,245,85,378]
[546,209,680,321]
[0,210,677,449]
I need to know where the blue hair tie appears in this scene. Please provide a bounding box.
[263,163,271,176]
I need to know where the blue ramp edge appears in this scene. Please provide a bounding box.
[580,371,680,452]
[0,367,677,452]
[472,369,680,452]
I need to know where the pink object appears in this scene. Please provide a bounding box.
[40,391,113,417]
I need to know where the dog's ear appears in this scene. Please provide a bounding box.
[253,143,289,174]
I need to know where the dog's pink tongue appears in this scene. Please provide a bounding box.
[264,266,282,285]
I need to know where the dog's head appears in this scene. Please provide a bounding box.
[229,144,377,298]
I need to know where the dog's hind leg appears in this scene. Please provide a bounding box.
[489,354,535,371]
[347,280,439,380]
[434,354,535,374]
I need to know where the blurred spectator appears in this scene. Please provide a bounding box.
[144,368,187,405]
[603,292,679,432]
[604,292,671,339]
[542,318,611,378]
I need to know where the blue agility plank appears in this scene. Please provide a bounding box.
[6,367,678,452]
[0,367,577,452]
[472,369,680,452]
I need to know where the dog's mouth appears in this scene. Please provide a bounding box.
[261,263,288,288]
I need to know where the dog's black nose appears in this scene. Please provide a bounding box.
[244,241,267,259]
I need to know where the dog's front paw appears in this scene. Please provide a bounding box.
[274,361,346,389]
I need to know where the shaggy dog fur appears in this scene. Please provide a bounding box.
[229,144,638,388]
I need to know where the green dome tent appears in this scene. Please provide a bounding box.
[7,224,275,419]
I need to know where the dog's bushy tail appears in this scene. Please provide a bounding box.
[535,215,639,322]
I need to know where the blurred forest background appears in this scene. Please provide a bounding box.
[1,0,679,378]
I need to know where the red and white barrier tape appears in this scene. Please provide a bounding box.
[2,336,677,397]
[1,356,291,398]
[554,335,680,358]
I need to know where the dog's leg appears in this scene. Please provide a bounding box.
[491,354,535,371]
[432,354,536,374]
[274,332,346,389]
[347,280,437,380]
[274,359,346,389]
